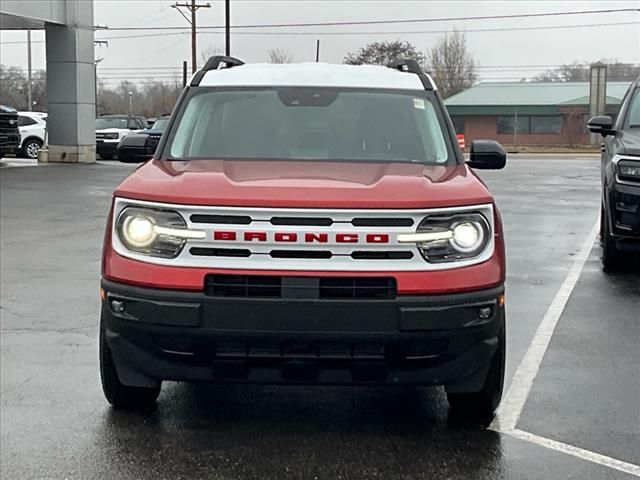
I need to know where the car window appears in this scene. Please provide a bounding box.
[151,118,169,131]
[18,115,37,127]
[96,118,127,129]
[626,89,640,127]
[168,88,449,164]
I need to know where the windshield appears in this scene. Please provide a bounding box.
[167,88,450,164]
[151,118,169,131]
[627,89,640,127]
[96,118,127,130]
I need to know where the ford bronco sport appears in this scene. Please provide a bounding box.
[100,57,508,417]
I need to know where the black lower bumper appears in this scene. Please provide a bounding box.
[96,141,118,158]
[607,181,640,251]
[101,279,504,391]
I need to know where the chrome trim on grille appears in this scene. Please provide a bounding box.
[111,197,495,271]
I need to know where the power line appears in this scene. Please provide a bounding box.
[192,20,639,36]
[3,19,637,45]
[102,8,639,30]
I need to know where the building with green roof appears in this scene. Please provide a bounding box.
[444,81,631,147]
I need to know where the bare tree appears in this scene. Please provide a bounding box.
[534,59,640,82]
[344,40,425,66]
[427,29,477,99]
[0,65,47,110]
[562,107,587,147]
[268,48,293,64]
[200,45,223,67]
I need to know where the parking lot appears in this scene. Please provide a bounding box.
[1,156,638,479]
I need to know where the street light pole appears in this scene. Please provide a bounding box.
[27,30,32,111]
[128,92,133,115]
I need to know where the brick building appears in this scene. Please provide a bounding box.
[445,82,630,148]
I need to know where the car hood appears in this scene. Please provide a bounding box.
[96,128,128,134]
[114,159,494,209]
[619,129,640,157]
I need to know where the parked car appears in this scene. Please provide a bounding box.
[588,76,640,270]
[99,57,508,417]
[18,111,47,159]
[116,115,170,163]
[95,115,147,160]
[0,105,21,159]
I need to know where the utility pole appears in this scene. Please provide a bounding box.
[315,39,320,62]
[94,58,104,115]
[94,26,109,116]
[225,0,230,56]
[27,30,32,111]
[172,0,211,74]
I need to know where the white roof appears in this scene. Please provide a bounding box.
[198,63,426,90]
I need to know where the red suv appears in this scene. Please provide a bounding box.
[100,57,508,416]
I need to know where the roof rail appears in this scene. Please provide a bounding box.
[203,55,245,71]
[388,58,434,91]
[389,58,424,75]
[191,55,245,87]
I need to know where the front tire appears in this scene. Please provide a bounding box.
[99,153,114,160]
[99,320,160,410]
[601,204,624,271]
[447,318,505,417]
[21,138,42,159]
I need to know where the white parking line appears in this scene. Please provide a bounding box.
[486,217,640,475]
[508,429,640,477]
[491,218,600,432]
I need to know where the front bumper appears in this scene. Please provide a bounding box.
[101,279,504,391]
[0,133,21,153]
[96,140,118,157]
[607,179,640,251]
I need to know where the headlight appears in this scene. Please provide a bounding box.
[116,207,205,258]
[617,160,640,182]
[398,212,491,263]
[122,215,156,247]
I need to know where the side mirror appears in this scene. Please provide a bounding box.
[467,140,506,170]
[587,116,615,137]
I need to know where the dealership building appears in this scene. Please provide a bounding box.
[0,0,95,162]
[445,81,630,148]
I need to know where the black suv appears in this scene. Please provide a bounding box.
[588,77,640,269]
[0,105,21,160]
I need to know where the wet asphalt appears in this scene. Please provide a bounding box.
[1,157,638,479]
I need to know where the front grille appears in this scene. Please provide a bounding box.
[269,250,332,259]
[147,134,161,150]
[0,115,18,130]
[191,214,252,224]
[270,217,333,226]
[190,247,251,257]
[205,274,397,299]
[113,198,495,272]
[351,218,414,227]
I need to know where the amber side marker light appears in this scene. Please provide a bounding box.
[498,294,505,307]
[100,288,106,301]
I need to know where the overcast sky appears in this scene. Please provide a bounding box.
[1,0,639,86]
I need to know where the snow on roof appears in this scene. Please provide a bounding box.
[198,62,426,90]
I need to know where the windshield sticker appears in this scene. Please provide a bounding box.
[413,98,425,110]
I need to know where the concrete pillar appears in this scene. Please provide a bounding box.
[44,0,95,163]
